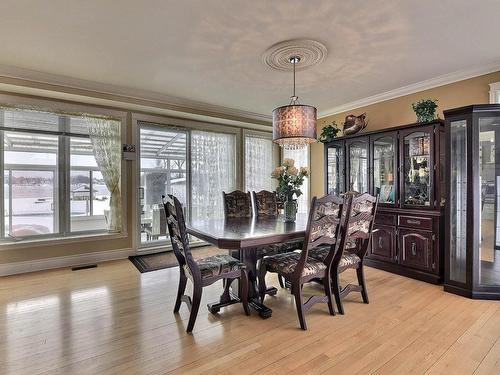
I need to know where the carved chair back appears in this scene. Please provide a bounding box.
[341,191,378,261]
[293,194,352,279]
[251,190,278,217]
[163,194,200,277]
[223,190,252,218]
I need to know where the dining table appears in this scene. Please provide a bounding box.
[186,213,308,318]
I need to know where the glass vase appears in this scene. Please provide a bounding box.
[284,199,297,223]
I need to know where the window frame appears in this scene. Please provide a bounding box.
[0,93,127,250]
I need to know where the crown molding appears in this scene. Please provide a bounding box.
[318,61,500,118]
[0,64,272,126]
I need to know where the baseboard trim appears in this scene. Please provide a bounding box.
[0,248,135,276]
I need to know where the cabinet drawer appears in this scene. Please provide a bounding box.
[369,225,396,263]
[398,229,433,272]
[375,213,396,226]
[398,215,433,231]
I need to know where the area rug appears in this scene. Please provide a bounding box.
[129,246,225,273]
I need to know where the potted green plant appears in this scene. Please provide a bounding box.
[271,158,309,222]
[412,99,438,123]
[319,121,341,142]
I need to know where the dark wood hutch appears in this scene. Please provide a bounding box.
[324,120,445,283]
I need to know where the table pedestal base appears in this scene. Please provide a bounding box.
[207,287,277,318]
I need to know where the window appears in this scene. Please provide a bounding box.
[191,130,236,220]
[0,108,122,243]
[490,82,500,104]
[70,137,111,232]
[283,146,310,213]
[244,132,276,192]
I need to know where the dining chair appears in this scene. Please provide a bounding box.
[251,190,304,256]
[251,190,278,217]
[222,190,252,218]
[163,194,250,333]
[251,190,304,289]
[258,194,352,330]
[308,192,378,315]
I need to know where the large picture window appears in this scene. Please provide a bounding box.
[191,130,236,220]
[0,108,122,243]
[283,146,310,213]
[244,132,276,192]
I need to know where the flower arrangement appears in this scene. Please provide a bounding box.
[271,158,309,201]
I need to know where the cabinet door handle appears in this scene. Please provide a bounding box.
[406,219,420,225]
[411,242,417,256]
[378,237,383,249]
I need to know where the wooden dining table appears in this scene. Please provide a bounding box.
[186,214,308,318]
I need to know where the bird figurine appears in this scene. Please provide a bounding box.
[343,113,367,135]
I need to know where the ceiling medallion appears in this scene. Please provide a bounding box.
[262,39,328,72]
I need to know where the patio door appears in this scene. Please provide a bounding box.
[137,123,188,250]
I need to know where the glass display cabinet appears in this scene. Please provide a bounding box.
[444,104,500,299]
[371,132,397,206]
[325,141,345,196]
[346,138,369,193]
[324,120,445,284]
[400,127,433,208]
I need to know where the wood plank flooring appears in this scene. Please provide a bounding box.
[0,254,499,374]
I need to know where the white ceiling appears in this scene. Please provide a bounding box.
[0,0,499,119]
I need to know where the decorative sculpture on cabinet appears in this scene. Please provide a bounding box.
[343,113,368,135]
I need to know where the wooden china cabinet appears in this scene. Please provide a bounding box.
[324,120,445,283]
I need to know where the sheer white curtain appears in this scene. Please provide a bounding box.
[87,118,122,231]
[245,134,276,192]
[283,146,310,213]
[191,131,236,220]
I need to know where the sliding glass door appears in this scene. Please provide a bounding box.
[138,124,188,247]
[137,123,237,250]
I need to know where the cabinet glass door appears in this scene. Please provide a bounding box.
[449,120,467,284]
[372,135,396,205]
[478,116,500,286]
[326,144,344,195]
[347,139,368,193]
[401,130,432,207]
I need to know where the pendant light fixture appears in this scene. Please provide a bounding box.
[272,56,317,150]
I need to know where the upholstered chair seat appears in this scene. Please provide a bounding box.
[256,240,304,258]
[308,247,361,270]
[259,252,327,277]
[187,254,244,279]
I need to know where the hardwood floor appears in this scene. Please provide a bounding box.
[1,255,499,374]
